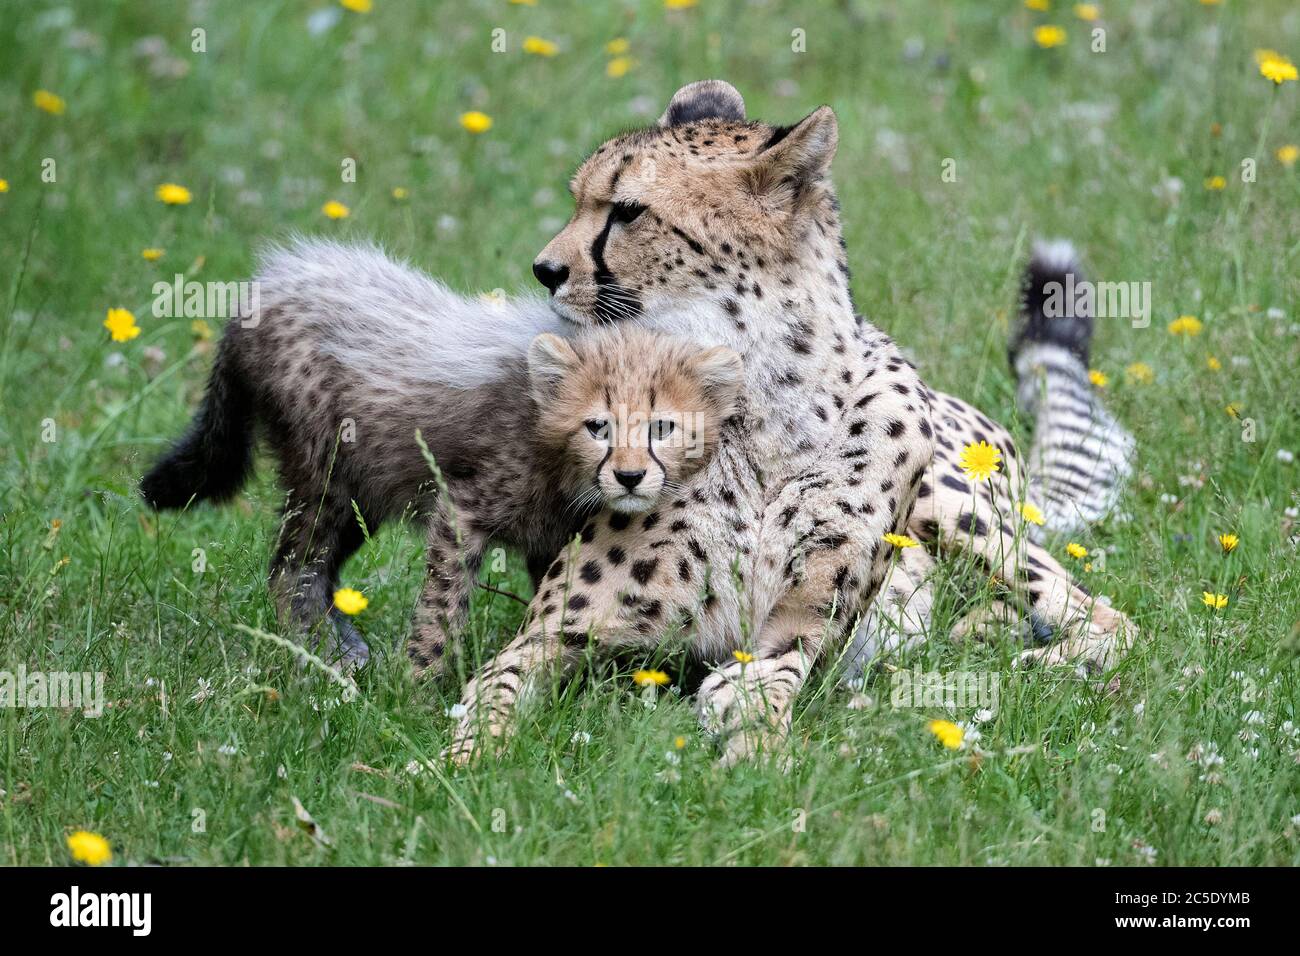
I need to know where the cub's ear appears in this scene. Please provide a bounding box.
[527,333,580,405]
[658,79,747,127]
[749,105,838,200]
[691,345,744,414]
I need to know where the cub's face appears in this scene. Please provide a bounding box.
[528,329,742,513]
[532,80,840,326]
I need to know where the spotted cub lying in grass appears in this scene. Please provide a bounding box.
[141,240,742,672]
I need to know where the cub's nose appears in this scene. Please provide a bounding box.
[532,260,570,294]
[614,469,645,491]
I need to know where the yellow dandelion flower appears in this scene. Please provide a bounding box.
[665,0,698,8]
[103,308,140,343]
[1259,54,1298,85]
[191,319,213,340]
[1168,315,1203,336]
[1201,591,1228,610]
[1024,0,1050,10]
[1074,4,1099,22]
[1254,49,1283,66]
[1225,402,1243,419]
[333,587,368,615]
[1033,25,1067,48]
[34,89,67,115]
[0,179,9,193]
[605,38,630,55]
[155,183,192,205]
[1206,354,1221,372]
[1066,542,1088,559]
[633,669,670,687]
[1083,562,1093,572]
[674,735,687,749]
[1277,145,1300,167]
[509,0,537,5]
[606,56,634,78]
[1088,368,1109,388]
[1125,361,1154,384]
[322,200,350,219]
[339,0,372,12]
[67,830,112,865]
[733,650,754,664]
[958,440,1002,483]
[459,110,493,133]
[522,36,559,57]
[391,186,408,200]
[1199,0,1221,5]
[141,247,164,261]
[1204,175,1226,191]
[883,532,920,548]
[1218,533,1239,553]
[927,719,964,750]
[1018,501,1046,526]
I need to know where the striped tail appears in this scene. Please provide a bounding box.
[1011,240,1134,540]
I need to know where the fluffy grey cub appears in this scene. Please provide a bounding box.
[141,238,740,674]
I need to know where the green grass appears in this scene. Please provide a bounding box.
[2,0,1299,866]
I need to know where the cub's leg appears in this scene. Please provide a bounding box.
[407,500,486,676]
[269,489,368,669]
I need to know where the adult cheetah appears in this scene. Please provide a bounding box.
[448,81,1135,764]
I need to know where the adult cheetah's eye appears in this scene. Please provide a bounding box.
[585,419,610,440]
[649,419,675,441]
[610,201,646,226]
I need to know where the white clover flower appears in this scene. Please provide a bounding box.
[570,731,591,745]
[1278,449,1296,464]
[445,703,468,719]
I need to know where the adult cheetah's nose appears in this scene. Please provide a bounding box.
[532,260,569,294]
[614,469,645,491]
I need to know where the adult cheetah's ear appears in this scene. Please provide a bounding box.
[750,105,838,198]
[526,333,580,406]
[691,346,744,416]
[658,80,746,127]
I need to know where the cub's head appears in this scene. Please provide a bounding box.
[532,79,845,325]
[527,328,743,513]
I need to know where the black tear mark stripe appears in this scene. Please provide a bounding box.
[591,207,643,322]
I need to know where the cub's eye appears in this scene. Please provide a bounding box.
[611,202,646,225]
[585,419,610,440]
[650,418,676,440]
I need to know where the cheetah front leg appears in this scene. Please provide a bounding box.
[697,606,827,768]
[443,619,580,765]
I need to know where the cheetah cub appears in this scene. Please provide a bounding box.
[141,277,742,674]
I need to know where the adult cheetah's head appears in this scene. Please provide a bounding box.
[533,80,843,326]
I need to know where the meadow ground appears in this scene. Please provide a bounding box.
[2,0,1299,866]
